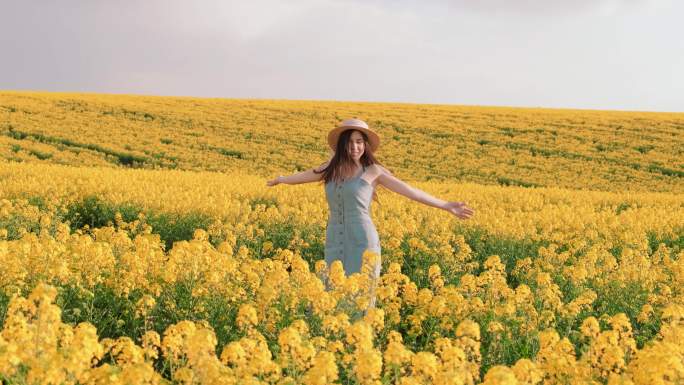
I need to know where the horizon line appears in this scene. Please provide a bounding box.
[2,88,682,115]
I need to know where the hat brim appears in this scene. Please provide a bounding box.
[328,125,380,153]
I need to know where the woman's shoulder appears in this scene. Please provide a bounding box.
[315,157,333,172]
[368,163,392,175]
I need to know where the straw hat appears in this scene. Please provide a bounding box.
[327,118,380,153]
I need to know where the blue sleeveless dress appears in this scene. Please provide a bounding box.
[324,165,382,278]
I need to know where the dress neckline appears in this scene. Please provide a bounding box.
[339,165,365,184]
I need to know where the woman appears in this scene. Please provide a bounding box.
[266,118,474,300]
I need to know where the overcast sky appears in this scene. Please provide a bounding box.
[1,0,682,112]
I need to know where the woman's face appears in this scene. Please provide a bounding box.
[347,130,365,161]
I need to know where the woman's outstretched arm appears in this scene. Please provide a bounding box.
[376,165,474,219]
[266,159,330,186]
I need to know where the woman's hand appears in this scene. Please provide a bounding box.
[443,201,474,219]
[266,176,283,187]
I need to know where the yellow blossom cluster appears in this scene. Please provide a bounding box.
[0,159,683,384]
[3,283,684,384]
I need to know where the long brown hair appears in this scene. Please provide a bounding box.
[314,129,389,205]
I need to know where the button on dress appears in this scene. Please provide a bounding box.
[324,165,381,278]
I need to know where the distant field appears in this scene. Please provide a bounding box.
[1,90,682,193]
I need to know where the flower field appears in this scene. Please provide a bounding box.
[0,91,683,384]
